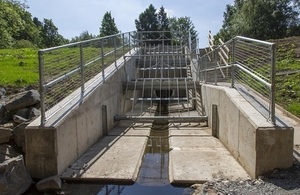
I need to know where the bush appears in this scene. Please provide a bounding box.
[14,40,36,49]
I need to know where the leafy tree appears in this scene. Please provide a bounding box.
[41,18,67,47]
[215,0,300,42]
[99,11,119,37]
[0,0,67,48]
[0,0,27,48]
[169,16,198,42]
[70,30,95,43]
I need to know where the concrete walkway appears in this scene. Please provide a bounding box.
[62,121,251,184]
[169,123,250,184]
[62,121,151,182]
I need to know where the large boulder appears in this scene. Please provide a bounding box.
[0,145,32,195]
[15,108,29,119]
[4,90,40,111]
[13,122,29,152]
[0,127,12,144]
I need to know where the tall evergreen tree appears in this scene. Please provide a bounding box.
[169,17,197,42]
[99,11,119,37]
[157,6,172,44]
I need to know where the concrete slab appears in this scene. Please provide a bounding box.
[62,124,151,182]
[169,135,250,184]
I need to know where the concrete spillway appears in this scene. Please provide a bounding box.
[61,103,250,184]
[26,40,294,185]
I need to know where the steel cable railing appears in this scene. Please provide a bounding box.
[199,36,276,124]
[38,31,136,125]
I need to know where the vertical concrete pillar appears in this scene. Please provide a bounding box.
[212,104,219,138]
[102,105,108,136]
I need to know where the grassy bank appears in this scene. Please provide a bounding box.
[0,37,300,117]
[0,48,39,87]
[272,36,300,117]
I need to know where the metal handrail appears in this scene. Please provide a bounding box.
[199,35,276,125]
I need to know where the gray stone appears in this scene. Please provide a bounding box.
[28,107,41,119]
[2,123,14,129]
[36,175,62,192]
[0,145,32,195]
[0,127,12,144]
[0,103,5,118]
[0,87,6,98]
[13,122,29,152]
[4,90,40,111]
[15,108,29,119]
[13,115,29,124]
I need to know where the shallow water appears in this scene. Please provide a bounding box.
[25,123,192,195]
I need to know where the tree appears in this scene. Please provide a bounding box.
[0,0,24,48]
[41,19,67,47]
[135,4,160,43]
[99,11,119,37]
[70,30,95,43]
[215,0,300,42]
[0,0,67,48]
[157,6,172,44]
[169,16,198,43]
[135,4,159,32]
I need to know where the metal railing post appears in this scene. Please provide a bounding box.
[80,42,84,98]
[214,49,218,85]
[101,39,105,83]
[231,38,235,88]
[38,51,46,126]
[122,34,125,56]
[129,32,131,54]
[114,36,117,69]
[270,43,276,125]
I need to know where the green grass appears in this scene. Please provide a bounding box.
[0,48,39,86]
[274,37,300,117]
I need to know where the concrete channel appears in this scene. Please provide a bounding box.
[61,103,250,194]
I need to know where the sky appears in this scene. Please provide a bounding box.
[27,0,233,48]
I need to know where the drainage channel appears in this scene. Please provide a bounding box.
[59,124,190,195]
[25,112,192,195]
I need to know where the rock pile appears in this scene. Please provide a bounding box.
[0,88,41,194]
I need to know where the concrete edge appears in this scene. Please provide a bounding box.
[275,103,300,124]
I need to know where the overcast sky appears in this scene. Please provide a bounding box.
[27,0,233,47]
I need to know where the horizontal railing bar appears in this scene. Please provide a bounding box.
[39,31,135,53]
[201,64,233,73]
[234,63,271,89]
[114,115,208,122]
[45,45,128,88]
[128,97,195,101]
[137,67,189,70]
[235,36,275,46]
[135,78,193,81]
[124,54,190,58]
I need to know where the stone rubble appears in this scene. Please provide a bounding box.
[0,145,32,195]
[191,158,300,195]
[0,88,41,195]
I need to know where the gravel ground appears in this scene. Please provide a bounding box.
[191,157,300,195]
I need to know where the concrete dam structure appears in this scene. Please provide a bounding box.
[25,31,296,186]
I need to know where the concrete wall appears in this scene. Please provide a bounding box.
[202,84,294,178]
[26,56,136,179]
